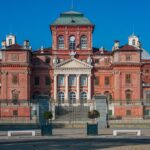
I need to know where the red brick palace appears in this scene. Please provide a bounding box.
[0,11,150,121]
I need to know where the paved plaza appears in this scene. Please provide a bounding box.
[0,129,150,150]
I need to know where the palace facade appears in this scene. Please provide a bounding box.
[0,11,150,121]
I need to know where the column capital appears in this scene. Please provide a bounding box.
[65,74,69,77]
[88,74,92,77]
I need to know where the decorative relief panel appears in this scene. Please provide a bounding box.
[11,54,19,61]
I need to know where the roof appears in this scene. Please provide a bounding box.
[51,11,93,26]
[7,44,23,49]
[1,44,31,51]
[118,44,139,51]
[142,48,150,59]
[33,48,52,54]
[93,48,112,55]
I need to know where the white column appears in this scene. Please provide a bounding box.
[65,75,69,103]
[54,74,57,102]
[77,74,80,104]
[88,75,91,101]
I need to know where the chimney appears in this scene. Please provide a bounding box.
[24,40,30,47]
[113,40,120,50]
[99,46,104,54]
[1,40,6,49]
[6,34,16,46]
[40,46,44,53]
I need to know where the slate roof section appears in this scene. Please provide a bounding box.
[51,11,93,26]
[142,48,150,59]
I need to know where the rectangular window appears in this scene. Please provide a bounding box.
[108,110,112,116]
[58,75,64,86]
[126,93,131,102]
[145,69,149,73]
[12,74,19,85]
[94,77,99,86]
[126,55,131,61]
[80,75,87,86]
[45,76,50,85]
[12,93,19,105]
[126,74,131,84]
[95,59,99,64]
[11,54,19,61]
[13,110,18,117]
[146,92,150,100]
[126,110,131,116]
[144,110,149,115]
[104,58,110,65]
[69,75,76,86]
[34,76,40,85]
[105,77,110,86]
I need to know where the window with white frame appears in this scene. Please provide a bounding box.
[69,92,76,104]
[80,92,87,103]
[58,35,64,49]
[69,36,76,50]
[80,75,87,86]
[58,75,64,86]
[58,92,64,104]
[80,35,87,49]
[145,91,150,100]
[69,75,76,86]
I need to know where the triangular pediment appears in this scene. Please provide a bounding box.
[55,58,93,69]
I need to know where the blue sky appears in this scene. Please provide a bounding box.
[0,0,150,51]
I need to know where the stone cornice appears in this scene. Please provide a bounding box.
[112,63,141,67]
[0,63,30,67]
[54,58,93,69]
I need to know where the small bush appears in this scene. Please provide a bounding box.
[44,111,53,120]
[88,110,100,119]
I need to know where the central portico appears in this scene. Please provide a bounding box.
[54,58,93,106]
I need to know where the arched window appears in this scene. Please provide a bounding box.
[80,92,87,103]
[69,35,76,50]
[58,92,64,104]
[80,35,87,49]
[132,39,136,46]
[69,92,76,104]
[58,36,64,49]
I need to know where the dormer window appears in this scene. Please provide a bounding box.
[80,35,87,49]
[69,36,76,50]
[58,35,64,49]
